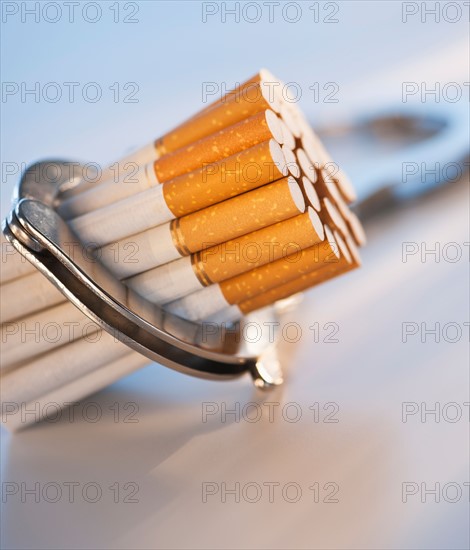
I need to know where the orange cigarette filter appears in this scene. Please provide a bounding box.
[219,226,339,305]
[239,231,361,315]
[191,208,325,285]
[154,110,283,182]
[163,139,287,217]
[321,197,349,236]
[155,71,282,155]
[190,70,274,118]
[170,176,305,255]
[238,261,352,315]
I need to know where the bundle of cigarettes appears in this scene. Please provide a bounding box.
[0,69,364,428]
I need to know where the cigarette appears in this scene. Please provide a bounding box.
[318,173,365,247]
[319,164,357,206]
[166,225,338,322]
[300,133,359,206]
[189,69,281,118]
[0,329,130,407]
[98,176,306,278]
[300,121,333,166]
[154,110,284,182]
[1,270,64,323]
[59,109,285,219]
[320,168,346,209]
[1,350,149,432]
[280,98,314,138]
[126,207,325,305]
[1,301,99,371]
[69,139,287,246]
[155,70,284,155]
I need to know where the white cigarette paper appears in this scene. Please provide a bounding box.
[1,351,149,432]
[1,301,100,370]
[1,235,36,283]
[1,330,130,406]
[58,157,160,220]
[1,270,64,323]
[165,284,230,322]
[68,183,173,247]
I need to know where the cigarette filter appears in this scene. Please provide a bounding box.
[279,103,302,139]
[282,144,301,178]
[155,70,284,155]
[278,117,296,150]
[154,110,284,182]
[321,197,349,236]
[238,261,350,315]
[237,230,362,316]
[189,69,282,118]
[301,175,321,211]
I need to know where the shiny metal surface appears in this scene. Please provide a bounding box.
[2,161,284,387]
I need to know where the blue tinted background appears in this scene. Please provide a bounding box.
[1,0,468,212]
